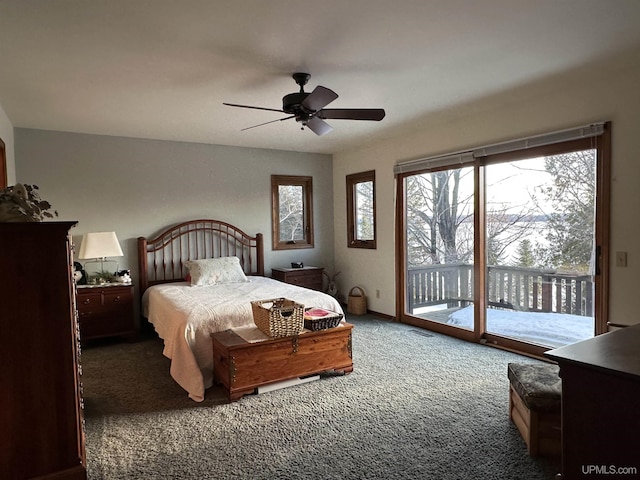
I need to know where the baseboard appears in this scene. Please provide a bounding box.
[367,309,395,320]
[343,308,395,321]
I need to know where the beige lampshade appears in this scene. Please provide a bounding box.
[78,232,124,259]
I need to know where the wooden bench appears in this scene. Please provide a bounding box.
[508,363,561,457]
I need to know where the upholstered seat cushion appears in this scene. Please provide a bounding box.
[507,363,561,413]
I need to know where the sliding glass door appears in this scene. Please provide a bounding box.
[398,125,610,355]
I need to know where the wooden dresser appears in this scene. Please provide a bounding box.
[77,283,136,342]
[272,266,323,291]
[0,222,86,480]
[546,324,640,480]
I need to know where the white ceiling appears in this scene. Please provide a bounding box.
[1,0,640,155]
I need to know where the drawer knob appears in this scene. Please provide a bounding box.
[113,296,120,302]
[83,298,91,305]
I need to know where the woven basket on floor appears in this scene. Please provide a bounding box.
[251,298,305,337]
[347,286,367,315]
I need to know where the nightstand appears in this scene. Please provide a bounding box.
[76,283,137,342]
[271,266,324,291]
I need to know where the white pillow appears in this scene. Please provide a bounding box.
[184,257,249,286]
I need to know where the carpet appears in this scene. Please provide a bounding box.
[81,315,560,479]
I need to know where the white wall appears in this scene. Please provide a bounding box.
[10,52,640,329]
[0,102,15,184]
[15,129,335,290]
[333,56,640,326]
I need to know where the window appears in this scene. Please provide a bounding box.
[347,170,376,249]
[396,122,611,358]
[271,175,314,250]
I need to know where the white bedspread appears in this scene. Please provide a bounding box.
[142,277,344,401]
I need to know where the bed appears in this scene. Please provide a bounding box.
[138,219,344,401]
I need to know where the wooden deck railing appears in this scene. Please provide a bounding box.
[407,264,593,316]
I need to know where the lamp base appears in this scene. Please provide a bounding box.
[83,259,119,285]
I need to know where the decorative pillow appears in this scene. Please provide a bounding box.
[184,257,249,286]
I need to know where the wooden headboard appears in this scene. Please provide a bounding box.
[137,219,264,293]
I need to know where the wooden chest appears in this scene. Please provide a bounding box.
[212,323,353,401]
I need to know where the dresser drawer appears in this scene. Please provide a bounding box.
[271,267,324,291]
[103,290,132,312]
[283,272,323,290]
[78,292,102,310]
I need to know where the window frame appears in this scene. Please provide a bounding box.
[271,174,314,250]
[346,170,376,249]
[395,123,611,359]
[0,137,6,189]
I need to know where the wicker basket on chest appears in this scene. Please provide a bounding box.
[251,298,305,337]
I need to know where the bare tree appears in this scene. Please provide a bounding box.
[278,185,304,242]
[355,180,374,240]
[405,168,539,267]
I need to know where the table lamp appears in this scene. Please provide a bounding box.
[78,231,124,283]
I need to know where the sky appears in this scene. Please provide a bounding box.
[485,157,555,214]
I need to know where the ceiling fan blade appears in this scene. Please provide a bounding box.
[318,108,386,121]
[302,86,338,112]
[304,116,333,136]
[223,102,285,114]
[241,115,295,131]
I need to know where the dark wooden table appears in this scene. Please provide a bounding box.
[546,323,640,479]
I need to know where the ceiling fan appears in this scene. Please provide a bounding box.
[223,73,385,136]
